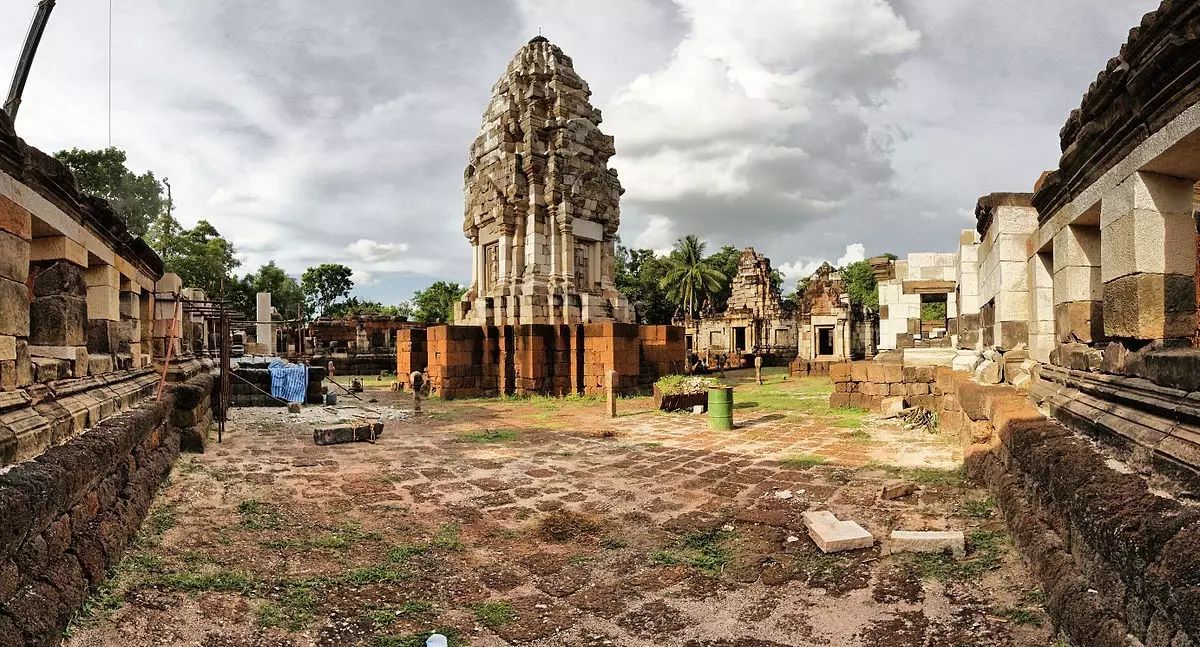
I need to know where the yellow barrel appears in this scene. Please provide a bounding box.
[708,386,733,430]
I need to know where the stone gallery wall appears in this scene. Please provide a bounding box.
[0,370,212,646]
[418,323,683,399]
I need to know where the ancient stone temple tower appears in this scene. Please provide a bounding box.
[455,36,633,326]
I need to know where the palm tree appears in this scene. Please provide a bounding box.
[659,235,727,321]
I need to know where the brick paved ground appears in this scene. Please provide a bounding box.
[64,370,1058,647]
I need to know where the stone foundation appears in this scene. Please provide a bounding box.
[411,323,683,399]
[0,371,212,646]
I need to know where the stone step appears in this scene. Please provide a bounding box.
[802,510,875,553]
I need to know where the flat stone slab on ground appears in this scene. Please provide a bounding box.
[802,510,874,553]
[313,421,384,445]
[889,530,966,558]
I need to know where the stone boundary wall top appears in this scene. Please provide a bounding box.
[1032,0,1200,221]
[0,112,162,281]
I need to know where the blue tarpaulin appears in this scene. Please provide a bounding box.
[268,360,308,403]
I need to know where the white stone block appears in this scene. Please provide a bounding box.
[802,511,874,554]
[1052,224,1101,270]
[889,530,965,558]
[1100,209,1196,282]
[1053,266,1103,304]
[0,335,14,361]
[155,273,182,294]
[1100,171,1193,229]
[993,206,1039,235]
[87,285,121,321]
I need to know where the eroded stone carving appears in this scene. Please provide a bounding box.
[455,36,631,326]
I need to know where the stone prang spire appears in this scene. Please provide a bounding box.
[455,37,632,326]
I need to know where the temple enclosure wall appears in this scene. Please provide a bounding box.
[826,4,1200,643]
[401,323,684,399]
[0,369,212,646]
[0,110,225,643]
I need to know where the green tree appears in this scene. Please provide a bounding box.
[159,220,240,299]
[412,281,466,324]
[660,235,726,321]
[615,245,675,324]
[705,245,742,312]
[301,263,354,318]
[54,147,166,237]
[325,297,414,319]
[244,262,304,322]
[841,259,880,309]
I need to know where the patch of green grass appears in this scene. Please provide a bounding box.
[457,428,520,443]
[650,527,735,575]
[600,536,627,550]
[375,630,465,647]
[910,466,966,487]
[471,601,516,628]
[843,429,871,441]
[151,570,256,593]
[962,496,995,519]
[255,579,319,631]
[261,521,383,551]
[237,499,283,530]
[995,605,1043,625]
[911,529,1007,581]
[145,504,178,537]
[780,454,827,469]
[794,549,855,581]
[66,575,126,633]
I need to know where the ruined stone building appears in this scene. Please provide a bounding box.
[398,38,682,398]
[684,248,797,364]
[794,262,875,369]
[874,251,959,351]
[455,36,632,327]
[832,4,1200,644]
[0,111,221,643]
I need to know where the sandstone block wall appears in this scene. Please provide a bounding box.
[826,360,944,411]
[0,371,212,646]
[418,323,683,400]
[395,328,428,390]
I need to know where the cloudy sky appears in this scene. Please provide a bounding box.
[0,0,1158,303]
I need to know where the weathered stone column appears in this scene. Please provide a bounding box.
[559,214,574,291]
[1100,171,1196,340]
[467,230,479,297]
[256,292,274,355]
[1053,224,1103,343]
[0,195,31,389]
[84,262,121,374]
[153,273,183,359]
[117,277,141,368]
[139,288,154,367]
[29,235,89,378]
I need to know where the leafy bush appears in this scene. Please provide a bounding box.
[655,374,720,395]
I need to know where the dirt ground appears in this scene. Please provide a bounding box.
[64,369,1059,647]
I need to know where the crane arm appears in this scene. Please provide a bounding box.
[4,0,57,122]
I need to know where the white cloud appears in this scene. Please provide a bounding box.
[779,242,867,284]
[345,239,411,263]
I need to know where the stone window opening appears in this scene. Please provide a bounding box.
[920,293,948,339]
